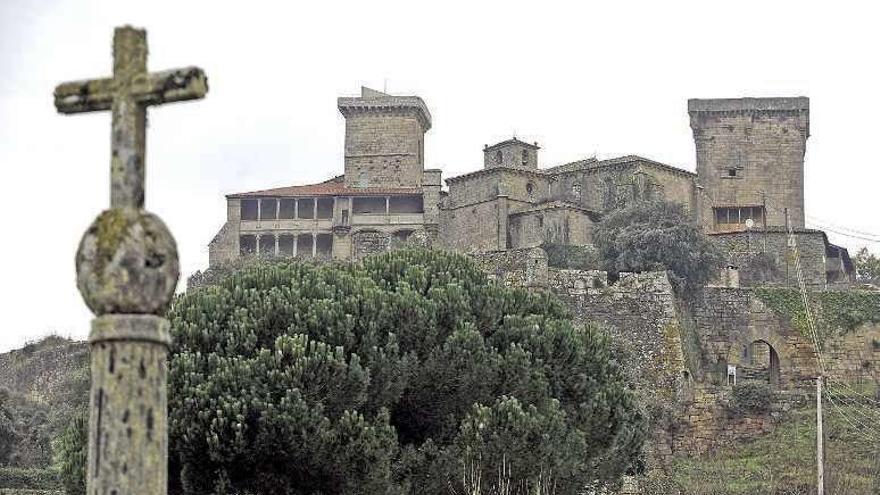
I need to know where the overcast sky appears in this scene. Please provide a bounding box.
[1,0,878,351]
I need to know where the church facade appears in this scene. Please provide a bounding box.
[208,87,853,287]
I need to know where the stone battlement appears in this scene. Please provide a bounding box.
[688,96,809,114]
[337,86,432,131]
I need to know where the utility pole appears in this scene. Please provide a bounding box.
[817,376,825,495]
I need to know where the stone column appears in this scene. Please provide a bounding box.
[76,208,179,495]
[312,233,317,258]
[88,315,170,494]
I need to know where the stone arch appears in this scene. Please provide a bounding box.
[727,335,784,387]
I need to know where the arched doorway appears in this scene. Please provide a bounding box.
[740,340,780,386]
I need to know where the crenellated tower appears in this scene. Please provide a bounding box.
[689,97,809,230]
[337,86,432,188]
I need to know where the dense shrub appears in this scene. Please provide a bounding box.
[52,414,86,495]
[166,249,646,494]
[729,382,774,415]
[593,200,722,295]
[0,467,60,490]
[0,390,16,465]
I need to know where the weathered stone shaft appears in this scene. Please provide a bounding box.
[88,315,170,495]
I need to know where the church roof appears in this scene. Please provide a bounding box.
[483,137,540,152]
[547,155,696,178]
[227,175,422,198]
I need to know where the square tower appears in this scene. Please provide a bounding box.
[689,97,809,230]
[337,87,432,188]
[483,138,540,170]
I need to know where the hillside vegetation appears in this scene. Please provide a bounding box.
[642,402,880,494]
[0,336,88,468]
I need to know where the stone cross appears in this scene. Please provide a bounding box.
[54,26,207,495]
[54,26,207,208]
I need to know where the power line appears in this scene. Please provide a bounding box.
[824,385,880,426]
[822,388,880,443]
[806,215,880,238]
[806,224,880,244]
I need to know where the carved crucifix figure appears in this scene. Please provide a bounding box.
[55,26,207,495]
[55,26,207,208]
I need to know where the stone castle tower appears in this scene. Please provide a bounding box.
[337,86,432,188]
[689,97,809,229]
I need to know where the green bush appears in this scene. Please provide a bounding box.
[593,199,722,296]
[51,414,86,495]
[0,467,60,490]
[729,382,774,415]
[166,249,646,494]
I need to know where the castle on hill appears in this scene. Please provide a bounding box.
[208,87,854,288]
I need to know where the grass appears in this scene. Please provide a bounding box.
[642,401,880,494]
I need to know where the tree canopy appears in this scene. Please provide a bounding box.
[166,249,645,494]
[593,199,722,295]
[853,247,880,286]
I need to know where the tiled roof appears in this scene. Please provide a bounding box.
[484,137,540,152]
[541,158,599,174]
[227,176,423,198]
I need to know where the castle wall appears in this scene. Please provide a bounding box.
[710,230,827,288]
[343,113,425,188]
[689,98,809,229]
[469,247,548,288]
[208,198,242,266]
[445,169,549,208]
[441,199,507,253]
[508,208,593,249]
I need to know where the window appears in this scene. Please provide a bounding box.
[279,199,296,219]
[240,200,258,221]
[526,182,534,200]
[358,171,369,187]
[388,195,424,214]
[495,150,503,164]
[258,235,275,255]
[571,183,582,201]
[353,197,386,214]
[259,199,277,220]
[713,206,765,227]
[278,234,295,256]
[727,168,738,178]
[522,149,530,166]
[297,198,315,219]
[316,198,334,219]
[239,235,256,255]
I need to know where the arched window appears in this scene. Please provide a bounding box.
[358,170,369,187]
[495,150,503,164]
[526,182,535,200]
[571,182,582,201]
[522,149,530,166]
